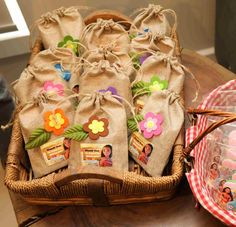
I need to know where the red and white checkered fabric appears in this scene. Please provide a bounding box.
[185,79,236,226]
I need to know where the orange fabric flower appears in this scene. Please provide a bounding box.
[83,115,109,140]
[44,108,69,136]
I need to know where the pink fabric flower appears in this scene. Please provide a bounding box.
[43,81,64,96]
[139,112,163,139]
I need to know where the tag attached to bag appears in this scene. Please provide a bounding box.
[129,132,154,165]
[68,92,128,171]
[80,143,113,167]
[40,137,70,166]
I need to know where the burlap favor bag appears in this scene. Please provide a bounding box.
[131,32,176,56]
[131,53,193,110]
[82,47,135,82]
[132,53,199,107]
[18,94,75,178]
[78,59,133,116]
[128,90,184,176]
[131,4,177,37]
[13,48,79,104]
[82,19,130,53]
[30,47,81,90]
[34,6,85,50]
[68,92,128,171]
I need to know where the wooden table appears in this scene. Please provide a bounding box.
[9,49,235,227]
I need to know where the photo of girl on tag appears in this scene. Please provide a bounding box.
[129,132,154,165]
[63,138,71,160]
[80,143,113,167]
[138,144,153,164]
[99,145,113,167]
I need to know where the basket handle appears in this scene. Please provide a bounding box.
[54,166,124,187]
[182,108,236,160]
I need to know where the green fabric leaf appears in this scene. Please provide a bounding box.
[25,128,51,150]
[64,124,88,141]
[58,41,64,47]
[129,52,141,69]
[64,35,74,42]
[134,114,144,122]
[127,114,144,132]
[132,81,146,89]
[127,119,138,132]
[129,33,136,40]
[132,81,150,96]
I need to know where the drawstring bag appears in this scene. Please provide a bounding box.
[13,48,79,105]
[131,4,177,37]
[82,47,135,82]
[82,19,130,54]
[34,6,85,50]
[18,94,75,178]
[78,59,133,116]
[131,32,176,56]
[30,47,81,90]
[131,52,198,108]
[68,91,128,171]
[128,90,184,176]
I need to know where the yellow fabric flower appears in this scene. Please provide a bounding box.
[88,120,105,134]
[83,115,109,140]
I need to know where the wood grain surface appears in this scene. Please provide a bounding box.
[10,49,235,227]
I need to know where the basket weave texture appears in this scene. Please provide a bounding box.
[5,10,184,206]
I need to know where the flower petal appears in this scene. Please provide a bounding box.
[145,112,155,119]
[143,131,154,139]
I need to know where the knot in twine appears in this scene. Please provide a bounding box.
[99,60,110,70]
[149,4,163,14]
[40,12,57,24]
[33,92,50,106]
[54,7,66,17]
[98,19,115,30]
[153,33,165,41]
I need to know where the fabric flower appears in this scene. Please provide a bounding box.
[148,75,168,92]
[98,86,121,102]
[83,115,109,140]
[130,52,152,69]
[54,63,71,81]
[139,53,152,64]
[44,109,69,136]
[43,81,64,96]
[57,35,79,56]
[139,112,163,139]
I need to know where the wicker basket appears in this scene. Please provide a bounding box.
[184,79,236,225]
[5,10,184,206]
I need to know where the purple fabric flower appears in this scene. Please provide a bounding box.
[139,112,163,139]
[98,86,121,102]
[139,53,152,65]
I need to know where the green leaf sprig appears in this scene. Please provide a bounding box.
[25,128,51,150]
[63,124,88,141]
[127,114,144,132]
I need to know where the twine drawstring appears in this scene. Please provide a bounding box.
[111,94,141,133]
[129,4,177,37]
[181,65,200,103]
[0,105,22,131]
[162,8,178,37]
[132,88,150,101]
